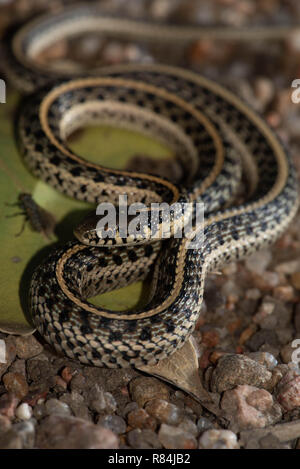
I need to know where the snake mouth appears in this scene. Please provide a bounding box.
[73,210,146,247]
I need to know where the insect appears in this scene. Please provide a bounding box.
[6,193,56,238]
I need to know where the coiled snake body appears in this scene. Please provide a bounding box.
[6,5,299,367]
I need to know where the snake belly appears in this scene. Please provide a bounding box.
[8,7,299,368]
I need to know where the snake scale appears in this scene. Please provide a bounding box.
[4,4,299,367]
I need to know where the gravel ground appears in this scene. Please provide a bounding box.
[0,0,300,450]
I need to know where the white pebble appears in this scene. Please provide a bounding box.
[199,429,239,449]
[16,403,32,421]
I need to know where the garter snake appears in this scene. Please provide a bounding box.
[6,5,299,367]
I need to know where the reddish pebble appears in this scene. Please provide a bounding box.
[266,111,281,128]
[277,375,300,411]
[201,330,219,348]
[210,351,227,364]
[127,408,157,431]
[221,385,282,431]
[55,376,68,391]
[235,345,244,354]
[120,386,129,396]
[3,372,28,399]
[61,367,73,384]
[187,40,216,65]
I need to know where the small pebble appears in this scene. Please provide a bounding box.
[268,364,290,390]
[197,416,214,433]
[158,424,197,449]
[129,377,170,407]
[23,389,48,407]
[15,403,32,421]
[61,367,73,384]
[15,335,43,359]
[277,372,300,411]
[121,401,139,417]
[179,418,198,437]
[127,408,157,431]
[201,329,220,348]
[33,403,47,421]
[246,329,279,351]
[59,391,90,421]
[276,327,294,345]
[253,271,280,290]
[221,385,282,431]
[221,279,242,299]
[198,429,239,449]
[127,428,161,449]
[0,387,17,415]
[290,272,300,290]
[239,325,257,345]
[9,359,26,378]
[3,372,28,399]
[97,415,127,435]
[54,376,68,391]
[12,420,35,449]
[253,77,274,108]
[70,372,87,392]
[245,250,272,274]
[210,354,272,392]
[252,300,276,328]
[275,259,300,274]
[246,352,278,370]
[87,384,117,414]
[45,398,71,416]
[36,415,119,449]
[145,399,184,425]
[0,428,22,449]
[259,344,279,359]
[245,288,261,300]
[183,395,203,416]
[149,0,178,19]
[26,355,55,386]
[280,342,297,364]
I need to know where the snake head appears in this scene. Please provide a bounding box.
[73,209,152,247]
